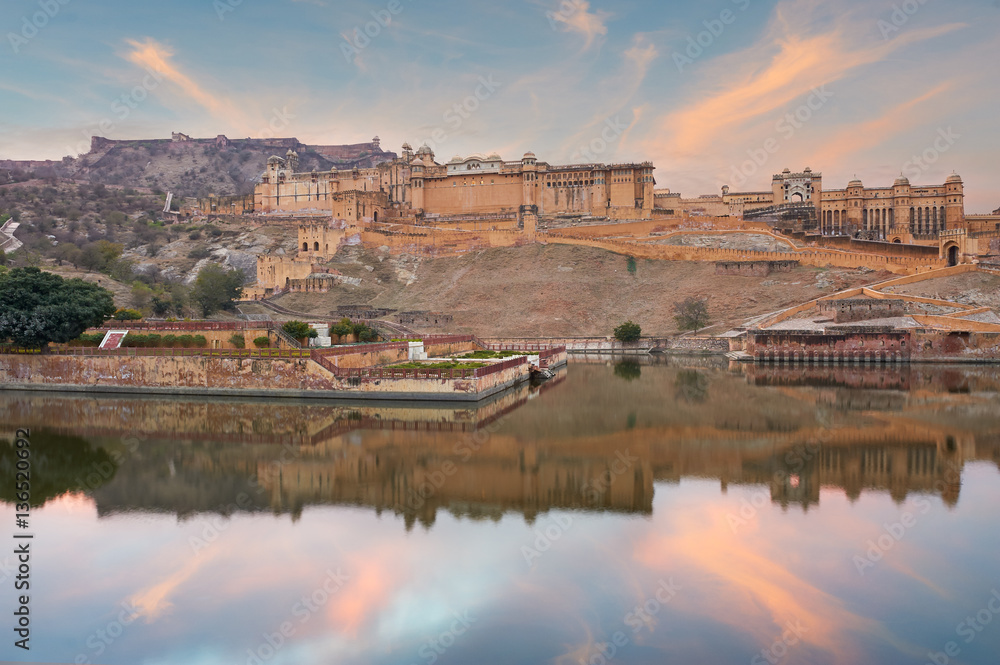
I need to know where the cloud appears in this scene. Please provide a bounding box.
[655,1,966,159]
[809,83,952,172]
[549,0,610,50]
[122,38,254,134]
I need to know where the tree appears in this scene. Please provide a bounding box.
[613,320,642,343]
[674,297,710,333]
[0,268,115,348]
[190,264,244,316]
[282,320,318,341]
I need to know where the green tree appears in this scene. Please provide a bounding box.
[0,268,115,348]
[626,255,637,275]
[0,248,6,266]
[253,336,270,348]
[282,320,318,340]
[190,264,244,316]
[674,297,710,333]
[613,320,642,343]
[229,333,246,349]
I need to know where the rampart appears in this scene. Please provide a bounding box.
[715,261,799,277]
[817,298,906,323]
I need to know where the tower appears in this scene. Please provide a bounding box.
[945,173,965,229]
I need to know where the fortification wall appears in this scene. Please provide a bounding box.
[544,235,944,274]
[0,354,529,400]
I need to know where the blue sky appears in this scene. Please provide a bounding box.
[1,0,999,211]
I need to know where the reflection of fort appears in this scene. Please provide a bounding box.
[2,365,999,527]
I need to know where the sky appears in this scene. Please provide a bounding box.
[1,0,998,212]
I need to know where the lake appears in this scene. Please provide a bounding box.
[2,357,999,665]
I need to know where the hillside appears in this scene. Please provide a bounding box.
[1,135,396,199]
[264,244,893,337]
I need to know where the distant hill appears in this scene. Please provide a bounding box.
[0,133,397,199]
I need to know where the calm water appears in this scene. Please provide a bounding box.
[2,358,1000,665]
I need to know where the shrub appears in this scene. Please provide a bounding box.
[614,321,642,343]
[192,335,207,348]
[253,336,270,348]
[230,333,245,349]
[178,334,194,348]
[114,308,143,321]
[282,320,317,340]
[331,317,354,337]
[162,334,177,346]
[187,246,211,260]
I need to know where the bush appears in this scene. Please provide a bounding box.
[193,335,207,348]
[282,320,317,340]
[331,317,354,337]
[613,321,642,343]
[73,333,105,347]
[230,333,245,349]
[162,334,177,346]
[114,308,143,321]
[253,336,270,348]
[187,246,211,260]
[122,334,162,348]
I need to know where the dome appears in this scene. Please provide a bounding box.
[523,152,536,159]
[402,142,412,151]
[848,178,863,188]
[416,144,433,155]
[267,155,283,165]
[410,158,424,167]
[894,176,910,187]
[487,153,502,160]
[946,173,963,184]
[803,167,812,173]
[782,168,791,174]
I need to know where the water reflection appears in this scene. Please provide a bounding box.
[2,363,997,523]
[1,361,999,664]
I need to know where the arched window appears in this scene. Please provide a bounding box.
[910,207,916,232]
[302,242,308,252]
[314,242,320,251]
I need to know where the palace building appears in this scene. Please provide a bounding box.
[660,167,967,243]
[254,143,656,222]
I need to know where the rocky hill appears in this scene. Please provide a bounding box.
[0,134,397,200]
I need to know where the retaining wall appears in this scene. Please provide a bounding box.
[0,354,530,401]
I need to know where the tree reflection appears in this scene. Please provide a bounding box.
[675,370,709,403]
[0,431,118,507]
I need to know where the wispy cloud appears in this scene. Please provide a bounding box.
[122,38,253,133]
[549,0,610,50]
[658,13,965,158]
